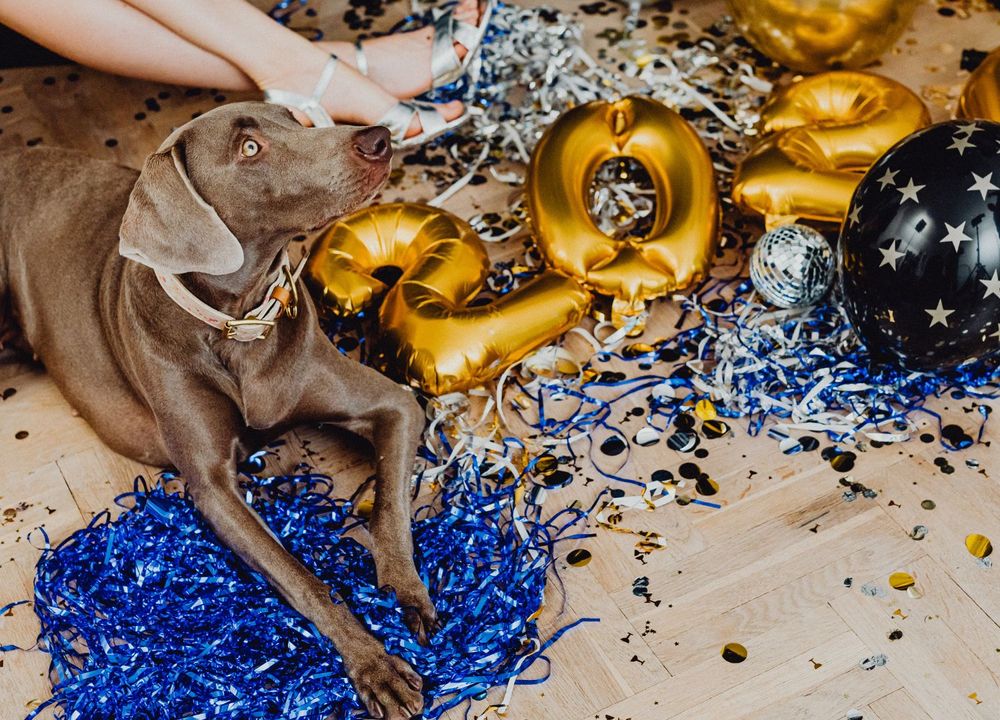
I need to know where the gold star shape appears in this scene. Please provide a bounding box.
[925,300,955,328]
[968,171,998,201]
[879,239,905,270]
[981,269,1000,300]
[896,178,925,204]
[939,221,973,252]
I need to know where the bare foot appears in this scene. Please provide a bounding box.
[319,0,483,99]
[260,50,464,140]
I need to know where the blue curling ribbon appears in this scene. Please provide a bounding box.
[7,458,592,720]
[516,276,998,458]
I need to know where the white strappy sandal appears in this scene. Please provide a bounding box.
[376,100,471,149]
[354,0,495,90]
[263,55,340,128]
[264,54,471,148]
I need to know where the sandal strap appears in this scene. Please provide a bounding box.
[354,40,369,77]
[262,55,338,128]
[376,100,449,144]
[430,11,463,84]
[428,0,494,89]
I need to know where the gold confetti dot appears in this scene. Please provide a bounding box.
[721,642,747,663]
[566,548,592,567]
[889,572,916,591]
[965,534,993,559]
[695,399,717,421]
[354,498,373,519]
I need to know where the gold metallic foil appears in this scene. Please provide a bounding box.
[307,203,590,395]
[958,47,1000,121]
[732,71,930,228]
[727,0,920,73]
[527,96,719,332]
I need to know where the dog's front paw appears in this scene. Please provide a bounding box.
[381,569,440,646]
[344,644,424,720]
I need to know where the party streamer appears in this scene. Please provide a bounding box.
[17,452,595,720]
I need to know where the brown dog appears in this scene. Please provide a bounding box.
[0,102,434,720]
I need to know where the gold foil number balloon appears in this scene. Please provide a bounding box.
[527,96,719,332]
[959,47,1000,121]
[732,71,930,228]
[727,0,920,73]
[307,203,590,396]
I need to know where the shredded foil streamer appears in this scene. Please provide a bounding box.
[16,452,595,720]
[508,281,1000,458]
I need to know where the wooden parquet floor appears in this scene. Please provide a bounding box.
[1,1,999,719]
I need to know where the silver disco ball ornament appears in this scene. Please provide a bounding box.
[750,224,834,308]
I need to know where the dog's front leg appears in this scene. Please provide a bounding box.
[297,345,438,644]
[155,383,424,720]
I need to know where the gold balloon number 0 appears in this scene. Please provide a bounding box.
[732,71,931,228]
[527,96,719,332]
[307,203,590,396]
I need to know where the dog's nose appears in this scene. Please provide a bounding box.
[353,126,392,162]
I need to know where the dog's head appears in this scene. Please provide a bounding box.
[119,102,391,276]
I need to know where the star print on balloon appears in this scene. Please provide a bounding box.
[839,120,1000,370]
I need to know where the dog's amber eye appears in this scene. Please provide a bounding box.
[240,138,261,158]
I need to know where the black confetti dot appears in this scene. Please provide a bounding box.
[798,436,819,451]
[919,433,935,443]
[695,474,719,495]
[14,430,28,440]
[1,387,15,400]
[134,112,147,121]
[679,462,700,479]
[673,413,695,430]
[694,448,709,459]
[566,548,592,567]
[600,436,627,456]
[667,431,698,453]
[702,419,729,439]
[830,452,856,472]
[105,138,118,148]
[651,469,674,484]
[42,76,56,86]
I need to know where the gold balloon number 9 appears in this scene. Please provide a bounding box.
[307,203,590,396]
[732,71,931,228]
[527,96,719,332]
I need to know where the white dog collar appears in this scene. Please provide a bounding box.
[153,252,307,342]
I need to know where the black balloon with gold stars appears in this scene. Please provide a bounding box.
[838,120,1000,371]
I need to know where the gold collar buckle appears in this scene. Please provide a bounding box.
[224,317,277,340]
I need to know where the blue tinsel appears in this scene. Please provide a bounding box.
[10,460,594,720]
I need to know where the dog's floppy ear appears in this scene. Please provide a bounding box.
[119,135,244,275]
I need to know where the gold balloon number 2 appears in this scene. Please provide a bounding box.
[732,71,931,229]
[307,203,590,396]
[527,96,720,332]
